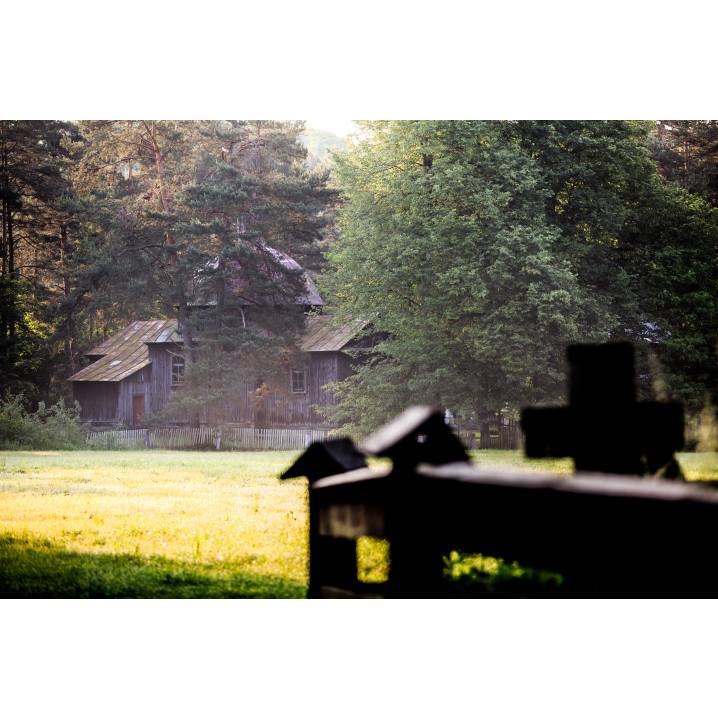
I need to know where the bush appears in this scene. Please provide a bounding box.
[0,393,87,450]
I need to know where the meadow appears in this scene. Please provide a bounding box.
[1,449,715,598]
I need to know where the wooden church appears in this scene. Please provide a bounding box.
[68,252,373,429]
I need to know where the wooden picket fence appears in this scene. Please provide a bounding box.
[459,422,523,450]
[85,425,522,452]
[86,429,146,449]
[86,427,331,451]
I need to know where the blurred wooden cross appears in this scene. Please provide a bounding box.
[522,343,684,477]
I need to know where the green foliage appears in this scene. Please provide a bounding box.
[444,551,565,598]
[0,393,86,450]
[649,121,718,207]
[319,121,611,435]
[507,121,718,408]
[0,277,43,400]
[320,121,718,436]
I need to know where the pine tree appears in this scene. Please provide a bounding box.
[0,120,81,402]
[63,120,336,425]
[649,121,718,207]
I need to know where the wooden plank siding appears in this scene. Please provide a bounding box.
[74,382,119,423]
[72,318,369,429]
[219,352,344,428]
[147,344,175,415]
[118,365,152,425]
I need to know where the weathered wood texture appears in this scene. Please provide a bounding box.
[76,348,348,428]
[74,382,119,422]
[147,344,174,415]
[219,351,343,427]
[119,365,152,425]
[459,418,523,450]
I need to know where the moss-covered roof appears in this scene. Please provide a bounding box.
[69,319,179,382]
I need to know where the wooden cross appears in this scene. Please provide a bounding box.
[522,343,684,477]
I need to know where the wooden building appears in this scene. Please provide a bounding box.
[68,315,369,429]
[69,319,182,428]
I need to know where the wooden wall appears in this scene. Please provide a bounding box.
[147,345,174,415]
[118,365,153,425]
[74,382,119,422]
[76,347,355,428]
[222,352,342,427]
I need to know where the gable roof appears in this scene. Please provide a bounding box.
[300,316,367,352]
[70,315,366,382]
[69,319,179,382]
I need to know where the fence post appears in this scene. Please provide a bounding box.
[305,429,312,449]
[216,428,222,451]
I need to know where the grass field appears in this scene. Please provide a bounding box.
[1,449,714,598]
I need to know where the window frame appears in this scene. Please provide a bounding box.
[171,355,185,386]
[290,367,308,394]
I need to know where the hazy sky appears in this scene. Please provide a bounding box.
[304,119,357,138]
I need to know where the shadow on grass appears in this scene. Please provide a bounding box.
[0,534,306,599]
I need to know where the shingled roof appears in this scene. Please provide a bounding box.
[300,316,366,352]
[70,315,365,382]
[69,319,179,382]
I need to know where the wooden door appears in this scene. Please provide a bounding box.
[132,394,145,426]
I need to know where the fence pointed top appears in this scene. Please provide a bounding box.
[363,406,468,468]
[280,438,368,483]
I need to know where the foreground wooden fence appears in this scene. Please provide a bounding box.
[86,427,331,450]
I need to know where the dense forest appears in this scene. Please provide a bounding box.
[0,120,337,423]
[2,120,717,436]
[317,121,718,436]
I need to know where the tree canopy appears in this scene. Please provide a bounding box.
[318,120,718,436]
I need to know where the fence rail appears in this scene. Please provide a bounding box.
[459,427,523,450]
[86,427,331,451]
[85,426,523,452]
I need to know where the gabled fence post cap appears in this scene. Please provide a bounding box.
[363,405,468,467]
[280,437,367,483]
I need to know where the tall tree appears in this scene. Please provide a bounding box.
[319,121,610,436]
[63,120,335,425]
[0,120,80,401]
[506,121,718,408]
[649,121,718,207]
[320,120,718,437]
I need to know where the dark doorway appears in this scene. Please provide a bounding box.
[132,394,145,426]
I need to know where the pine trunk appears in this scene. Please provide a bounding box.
[61,225,80,375]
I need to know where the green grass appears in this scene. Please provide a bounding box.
[0,450,309,598]
[0,449,714,598]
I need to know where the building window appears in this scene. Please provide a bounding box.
[171,355,185,386]
[291,368,307,394]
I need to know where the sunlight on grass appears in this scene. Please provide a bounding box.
[675,452,718,482]
[469,450,575,476]
[357,536,390,583]
[0,450,309,598]
[1,448,716,597]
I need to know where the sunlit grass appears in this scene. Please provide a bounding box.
[1,449,715,597]
[0,450,308,598]
[469,449,575,476]
[675,452,718,482]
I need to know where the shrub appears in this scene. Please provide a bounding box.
[0,393,86,450]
